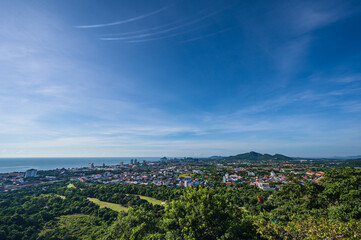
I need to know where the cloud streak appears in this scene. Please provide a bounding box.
[76,6,168,28]
[99,3,237,41]
[182,25,239,42]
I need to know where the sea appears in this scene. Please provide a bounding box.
[0,157,161,173]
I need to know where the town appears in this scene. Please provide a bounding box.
[0,152,332,193]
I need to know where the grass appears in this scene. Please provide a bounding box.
[87,198,128,212]
[136,195,164,205]
[67,183,76,188]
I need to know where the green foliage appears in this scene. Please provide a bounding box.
[162,187,256,240]
[256,168,361,239]
[255,215,361,240]
[0,183,116,240]
[339,158,361,167]
[263,168,361,222]
[38,214,108,240]
[104,206,161,240]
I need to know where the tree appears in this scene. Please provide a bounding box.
[255,215,361,240]
[162,187,255,240]
[104,206,160,240]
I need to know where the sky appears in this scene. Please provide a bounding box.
[0,0,361,158]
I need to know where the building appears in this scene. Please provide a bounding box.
[25,169,37,178]
[183,176,192,182]
[270,171,276,177]
[88,163,94,169]
[258,182,275,191]
[178,180,184,187]
[118,161,123,166]
[229,175,239,181]
[184,181,192,187]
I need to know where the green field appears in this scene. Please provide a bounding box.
[67,183,76,188]
[137,195,164,205]
[87,198,128,212]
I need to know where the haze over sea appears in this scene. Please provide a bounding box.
[0,157,160,173]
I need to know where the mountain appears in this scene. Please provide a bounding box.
[224,151,293,161]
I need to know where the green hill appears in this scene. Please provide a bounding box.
[225,151,293,161]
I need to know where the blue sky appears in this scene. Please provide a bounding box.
[0,0,361,157]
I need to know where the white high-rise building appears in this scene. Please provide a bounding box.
[25,169,37,178]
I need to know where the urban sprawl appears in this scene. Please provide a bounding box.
[0,153,332,193]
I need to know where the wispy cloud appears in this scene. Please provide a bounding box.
[182,25,239,42]
[98,2,238,42]
[124,24,209,43]
[100,18,186,37]
[101,22,209,42]
[289,4,342,34]
[340,102,361,113]
[332,74,361,83]
[76,7,168,28]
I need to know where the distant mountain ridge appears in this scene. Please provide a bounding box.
[223,151,293,161]
[207,152,361,161]
[331,155,361,160]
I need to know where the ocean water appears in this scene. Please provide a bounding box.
[0,157,160,173]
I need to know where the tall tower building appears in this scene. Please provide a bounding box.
[25,169,37,178]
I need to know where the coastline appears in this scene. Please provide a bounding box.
[0,157,160,173]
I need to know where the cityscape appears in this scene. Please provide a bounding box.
[0,153,341,192]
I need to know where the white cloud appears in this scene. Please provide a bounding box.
[76,7,168,28]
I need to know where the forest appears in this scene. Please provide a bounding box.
[0,168,360,239]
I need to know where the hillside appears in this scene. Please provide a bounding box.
[224,151,293,161]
